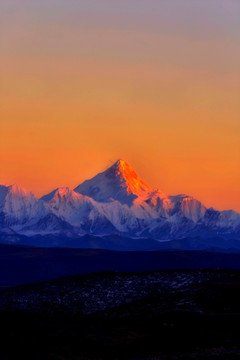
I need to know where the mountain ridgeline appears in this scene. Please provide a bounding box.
[0,160,240,250]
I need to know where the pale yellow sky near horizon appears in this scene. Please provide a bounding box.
[0,0,240,211]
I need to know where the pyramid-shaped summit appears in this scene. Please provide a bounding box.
[74,159,153,205]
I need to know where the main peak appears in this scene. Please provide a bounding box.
[110,159,137,177]
[108,159,152,193]
[112,159,129,168]
[75,159,153,205]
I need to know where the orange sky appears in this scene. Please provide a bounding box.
[0,0,240,211]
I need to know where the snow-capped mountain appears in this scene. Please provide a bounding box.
[0,160,240,245]
[41,187,95,227]
[0,184,46,227]
[74,160,210,236]
[40,186,117,235]
[74,159,157,205]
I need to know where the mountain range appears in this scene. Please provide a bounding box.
[1,160,240,249]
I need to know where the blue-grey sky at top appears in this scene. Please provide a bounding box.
[1,0,239,29]
[1,0,239,72]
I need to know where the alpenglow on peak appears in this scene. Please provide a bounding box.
[74,159,154,205]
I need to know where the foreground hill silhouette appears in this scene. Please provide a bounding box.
[2,243,240,287]
[2,268,240,360]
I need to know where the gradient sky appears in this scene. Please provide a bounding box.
[0,0,240,211]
